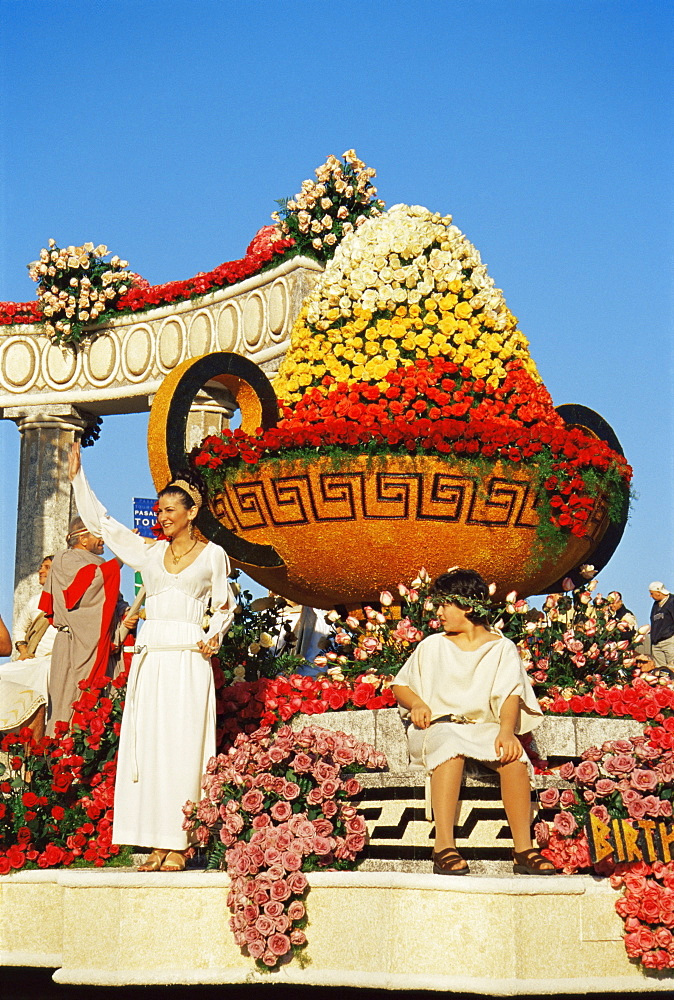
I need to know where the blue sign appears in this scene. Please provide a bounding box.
[133,498,158,538]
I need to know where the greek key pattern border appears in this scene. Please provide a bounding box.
[212,469,605,538]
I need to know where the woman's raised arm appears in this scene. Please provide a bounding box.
[69,442,155,570]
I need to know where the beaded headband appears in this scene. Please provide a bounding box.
[168,479,203,510]
[431,592,492,619]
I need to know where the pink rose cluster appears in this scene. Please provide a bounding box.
[612,860,674,969]
[183,723,386,969]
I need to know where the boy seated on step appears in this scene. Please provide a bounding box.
[392,568,555,876]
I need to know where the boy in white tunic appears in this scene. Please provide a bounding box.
[392,568,555,876]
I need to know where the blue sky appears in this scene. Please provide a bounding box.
[0,0,672,625]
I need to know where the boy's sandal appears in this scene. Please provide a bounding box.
[432,848,470,876]
[512,848,556,875]
[160,851,186,872]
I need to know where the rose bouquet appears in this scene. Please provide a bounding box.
[273,149,384,262]
[499,577,648,699]
[183,724,387,968]
[535,735,674,875]
[536,733,674,970]
[27,240,141,346]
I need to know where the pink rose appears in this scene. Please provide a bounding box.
[627,799,648,820]
[612,739,637,754]
[559,761,576,780]
[534,821,550,847]
[345,833,366,853]
[291,753,313,773]
[255,915,275,936]
[263,900,285,918]
[281,851,303,871]
[603,754,637,775]
[312,818,334,837]
[553,811,577,837]
[243,903,259,923]
[590,805,610,824]
[320,779,341,799]
[333,747,356,766]
[274,914,290,933]
[290,928,307,946]
[287,871,308,893]
[282,782,301,801]
[312,836,333,856]
[247,939,265,959]
[560,789,577,808]
[270,879,292,901]
[345,815,367,835]
[252,814,271,829]
[253,889,270,906]
[241,789,265,813]
[538,787,560,808]
[287,899,306,921]
[575,760,599,783]
[322,800,338,817]
[631,769,659,791]
[264,848,282,866]
[270,801,292,822]
[659,799,673,818]
[642,795,662,816]
[595,778,616,796]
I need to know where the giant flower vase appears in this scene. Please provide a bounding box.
[148,204,631,607]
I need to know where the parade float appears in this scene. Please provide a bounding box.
[5,151,674,992]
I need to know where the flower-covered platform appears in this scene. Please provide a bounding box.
[2,866,673,993]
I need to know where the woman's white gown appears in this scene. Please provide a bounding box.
[72,468,235,850]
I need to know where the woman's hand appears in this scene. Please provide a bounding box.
[68,441,81,482]
[197,637,220,660]
[495,729,523,764]
[410,699,432,730]
[122,613,140,631]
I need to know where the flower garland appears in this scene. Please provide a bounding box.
[183,724,387,968]
[0,227,294,330]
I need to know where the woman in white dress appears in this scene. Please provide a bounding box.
[68,443,235,872]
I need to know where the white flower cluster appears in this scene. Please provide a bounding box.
[274,150,382,258]
[28,239,133,344]
[305,204,509,330]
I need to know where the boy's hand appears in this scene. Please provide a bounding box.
[495,730,522,763]
[410,700,431,729]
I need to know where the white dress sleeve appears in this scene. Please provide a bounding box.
[72,466,154,572]
[489,639,543,735]
[202,544,236,644]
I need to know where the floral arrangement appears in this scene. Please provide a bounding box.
[273,204,537,398]
[536,734,674,970]
[0,227,294,331]
[272,149,384,262]
[27,241,139,346]
[183,724,386,968]
[498,576,648,698]
[0,672,128,873]
[194,202,631,548]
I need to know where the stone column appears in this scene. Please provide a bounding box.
[185,385,237,454]
[4,404,88,627]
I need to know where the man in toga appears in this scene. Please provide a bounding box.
[41,516,125,736]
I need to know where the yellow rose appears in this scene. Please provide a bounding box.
[454,301,472,320]
[414,333,431,349]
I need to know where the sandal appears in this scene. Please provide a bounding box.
[432,847,470,876]
[160,850,186,872]
[512,848,556,875]
[137,850,168,872]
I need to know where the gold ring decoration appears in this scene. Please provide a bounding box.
[147,352,284,568]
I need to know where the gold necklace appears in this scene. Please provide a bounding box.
[169,538,198,565]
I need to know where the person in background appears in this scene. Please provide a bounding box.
[41,517,135,736]
[0,558,56,740]
[606,591,637,642]
[12,555,57,661]
[649,582,674,669]
[0,615,11,657]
